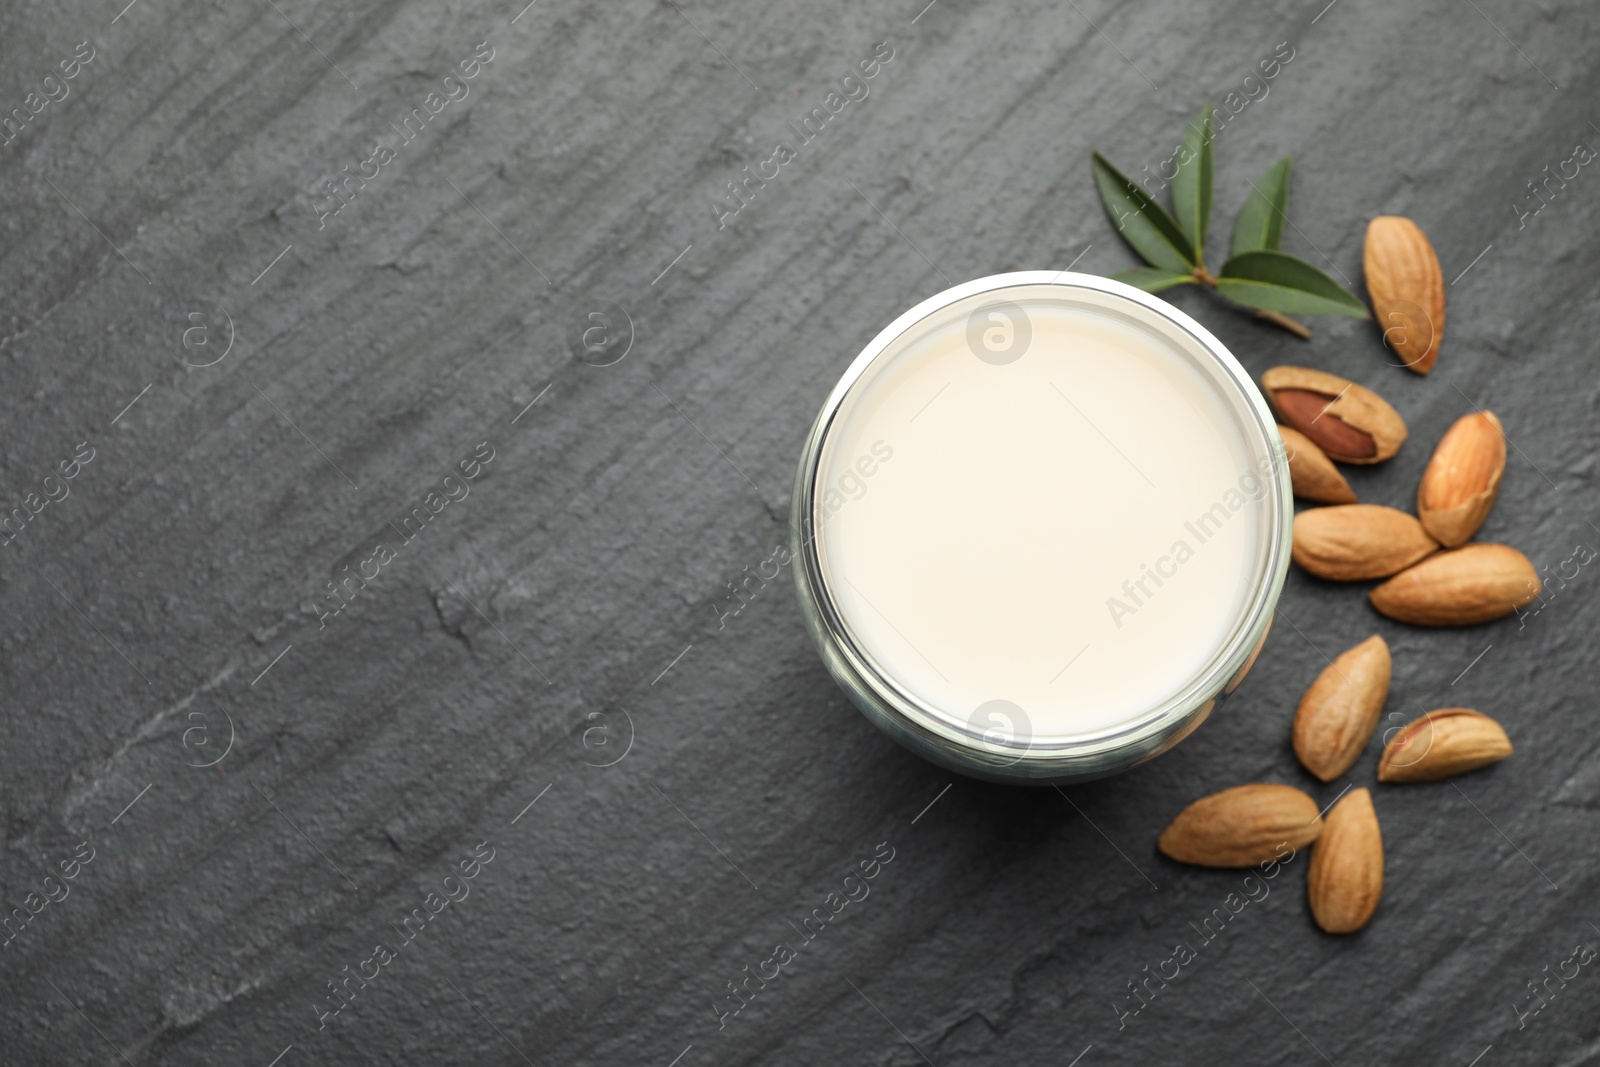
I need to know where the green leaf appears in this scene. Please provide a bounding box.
[1216,250,1369,318]
[1110,267,1196,293]
[1092,151,1196,273]
[1230,156,1292,259]
[1172,104,1214,262]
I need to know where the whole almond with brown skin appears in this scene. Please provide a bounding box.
[1378,708,1512,782]
[1292,505,1438,581]
[1369,543,1540,626]
[1418,411,1506,547]
[1293,635,1390,782]
[1262,366,1407,464]
[1365,216,1445,375]
[1280,426,1356,504]
[1307,787,1383,934]
[1158,783,1323,868]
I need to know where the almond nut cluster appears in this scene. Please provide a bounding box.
[1159,637,1513,934]
[1156,217,1526,935]
[1265,219,1539,624]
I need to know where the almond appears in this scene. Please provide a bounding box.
[1262,366,1407,464]
[1418,411,1506,547]
[1365,216,1445,375]
[1378,708,1512,782]
[1158,783,1323,868]
[1292,505,1438,581]
[1293,635,1390,782]
[1280,426,1356,504]
[1307,787,1383,934]
[1368,543,1540,626]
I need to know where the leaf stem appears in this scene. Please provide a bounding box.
[1190,267,1312,340]
[1253,309,1312,340]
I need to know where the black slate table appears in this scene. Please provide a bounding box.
[2,0,1597,1064]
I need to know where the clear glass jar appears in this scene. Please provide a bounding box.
[790,272,1290,784]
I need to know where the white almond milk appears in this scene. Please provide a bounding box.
[811,283,1279,748]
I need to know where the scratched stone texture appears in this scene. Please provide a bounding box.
[1,0,1598,1063]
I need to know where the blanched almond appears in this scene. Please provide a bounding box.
[1158,783,1323,868]
[1378,708,1512,782]
[1418,411,1505,547]
[1262,366,1407,464]
[1293,505,1438,581]
[1368,543,1540,626]
[1293,635,1390,782]
[1307,787,1383,934]
[1280,425,1356,504]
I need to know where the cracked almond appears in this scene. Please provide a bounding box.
[1293,635,1390,782]
[1368,543,1540,626]
[1365,216,1446,375]
[1378,708,1512,782]
[1280,425,1356,504]
[1307,787,1383,934]
[1262,366,1407,464]
[1418,411,1506,547]
[1158,783,1323,868]
[1292,504,1438,581]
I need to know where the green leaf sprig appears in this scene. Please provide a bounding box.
[1092,105,1368,340]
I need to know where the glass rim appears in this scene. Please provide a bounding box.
[791,270,1293,769]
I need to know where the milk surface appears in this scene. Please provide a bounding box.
[815,291,1270,742]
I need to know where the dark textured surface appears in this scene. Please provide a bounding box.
[2,0,1598,1063]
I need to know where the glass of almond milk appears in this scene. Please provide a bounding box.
[791,272,1291,784]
